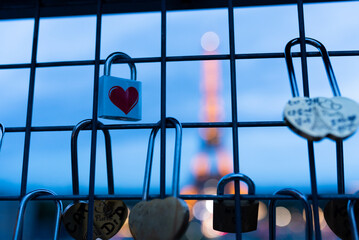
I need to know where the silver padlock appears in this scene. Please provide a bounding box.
[98,52,141,121]
[213,173,259,233]
[268,188,313,240]
[13,189,63,240]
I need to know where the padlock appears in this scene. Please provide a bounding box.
[98,52,141,121]
[268,188,313,240]
[13,189,63,240]
[283,37,359,141]
[62,119,128,240]
[348,193,359,240]
[0,123,4,150]
[129,117,189,240]
[324,196,359,240]
[213,172,259,233]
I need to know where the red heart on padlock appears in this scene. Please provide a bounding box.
[108,86,139,114]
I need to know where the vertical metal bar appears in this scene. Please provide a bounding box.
[297,2,321,239]
[228,0,242,238]
[86,0,102,238]
[20,0,40,197]
[336,140,345,194]
[160,0,167,199]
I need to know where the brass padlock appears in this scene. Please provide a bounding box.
[13,189,63,240]
[213,173,259,233]
[268,188,313,240]
[129,117,189,240]
[63,119,128,240]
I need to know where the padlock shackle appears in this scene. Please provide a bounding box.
[268,188,313,240]
[347,191,359,240]
[142,117,182,201]
[104,52,137,80]
[217,173,255,196]
[285,37,341,97]
[71,119,114,196]
[13,189,63,240]
[0,123,4,150]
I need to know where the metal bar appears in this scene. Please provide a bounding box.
[86,0,102,238]
[228,0,243,238]
[336,140,345,193]
[1,121,288,133]
[3,193,359,201]
[2,50,359,70]
[160,0,167,199]
[297,1,322,239]
[20,0,40,197]
[0,0,355,20]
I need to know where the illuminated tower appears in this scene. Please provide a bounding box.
[191,31,232,184]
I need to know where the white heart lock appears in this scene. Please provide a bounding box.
[283,38,359,141]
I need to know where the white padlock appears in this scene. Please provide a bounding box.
[98,52,141,121]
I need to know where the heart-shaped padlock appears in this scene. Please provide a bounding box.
[268,188,313,240]
[63,200,128,240]
[283,38,359,141]
[98,52,141,121]
[63,119,128,239]
[129,118,189,240]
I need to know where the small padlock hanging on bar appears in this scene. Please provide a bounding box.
[13,189,63,240]
[348,193,359,240]
[62,119,128,240]
[324,192,359,240]
[283,37,359,141]
[0,123,4,150]
[268,188,313,240]
[98,52,141,121]
[129,117,189,240]
[213,172,259,233]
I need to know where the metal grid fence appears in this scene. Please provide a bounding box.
[1,0,359,239]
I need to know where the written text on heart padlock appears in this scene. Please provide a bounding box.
[13,189,63,240]
[129,117,189,240]
[98,52,141,121]
[324,192,359,240]
[213,173,259,233]
[283,37,359,141]
[62,119,128,240]
[268,188,313,240]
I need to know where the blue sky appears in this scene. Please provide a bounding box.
[0,2,359,197]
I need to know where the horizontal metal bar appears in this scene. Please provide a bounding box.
[1,193,359,201]
[4,121,286,133]
[0,0,354,20]
[1,50,359,70]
